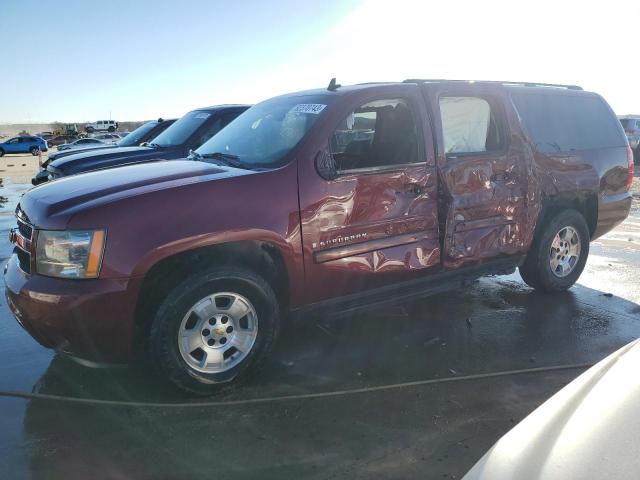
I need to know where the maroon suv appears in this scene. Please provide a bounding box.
[5,80,634,394]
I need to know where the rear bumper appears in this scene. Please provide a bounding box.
[4,253,142,363]
[592,192,633,240]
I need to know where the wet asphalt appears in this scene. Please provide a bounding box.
[0,175,639,480]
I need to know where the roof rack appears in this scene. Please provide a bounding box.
[402,79,583,90]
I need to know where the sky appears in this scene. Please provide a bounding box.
[1,0,638,123]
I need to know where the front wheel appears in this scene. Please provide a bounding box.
[30,146,39,156]
[149,266,280,395]
[519,209,590,292]
[0,148,4,157]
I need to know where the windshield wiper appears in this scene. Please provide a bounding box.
[195,151,246,169]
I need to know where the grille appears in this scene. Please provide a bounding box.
[17,219,33,240]
[13,210,33,274]
[16,248,31,274]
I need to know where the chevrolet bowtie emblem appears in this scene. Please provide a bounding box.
[214,328,225,335]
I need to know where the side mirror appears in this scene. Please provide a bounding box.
[315,149,337,181]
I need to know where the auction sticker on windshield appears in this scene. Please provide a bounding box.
[291,104,326,114]
[194,113,211,119]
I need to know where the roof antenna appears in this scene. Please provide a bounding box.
[327,77,341,91]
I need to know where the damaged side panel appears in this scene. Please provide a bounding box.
[424,84,542,269]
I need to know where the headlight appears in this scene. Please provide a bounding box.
[35,230,105,279]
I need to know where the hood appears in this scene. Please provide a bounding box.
[49,146,180,175]
[463,339,640,480]
[21,160,248,228]
[47,144,116,162]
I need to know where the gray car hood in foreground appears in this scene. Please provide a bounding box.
[463,339,640,480]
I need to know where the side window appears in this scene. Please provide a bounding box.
[8,138,19,144]
[329,98,420,171]
[194,118,222,148]
[439,96,502,155]
[511,93,625,153]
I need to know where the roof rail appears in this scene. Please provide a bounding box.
[402,79,583,90]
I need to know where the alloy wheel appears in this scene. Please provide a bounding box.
[549,226,581,278]
[178,292,258,373]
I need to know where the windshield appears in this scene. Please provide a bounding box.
[150,111,211,147]
[117,121,157,146]
[196,95,329,168]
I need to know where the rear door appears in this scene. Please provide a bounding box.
[423,83,538,268]
[298,85,440,303]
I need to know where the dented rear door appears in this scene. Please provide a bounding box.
[422,83,540,268]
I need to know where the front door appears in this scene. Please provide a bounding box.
[5,138,20,153]
[298,86,440,304]
[424,84,538,269]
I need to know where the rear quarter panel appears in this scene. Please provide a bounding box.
[510,91,632,239]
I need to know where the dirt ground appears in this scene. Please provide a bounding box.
[0,152,42,184]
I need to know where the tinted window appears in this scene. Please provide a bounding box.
[119,121,166,147]
[198,96,328,168]
[193,118,222,149]
[439,96,503,154]
[511,92,625,153]
[330,98,419,171]
[151,111,213,147]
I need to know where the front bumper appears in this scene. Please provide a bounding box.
[4,252,142,363]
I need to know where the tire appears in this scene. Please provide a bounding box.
[107,126,115,132]
[86,127,94,133]
[519,209,590,292]
[149,266,280,395]
[0,148,4,157]
[29,146,39,156]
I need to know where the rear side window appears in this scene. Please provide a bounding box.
[511,92,625,153]
[330,98,420,171]
[439,96,503,154]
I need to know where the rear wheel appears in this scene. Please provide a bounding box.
[149,266,280,395]
[519,209,589,292]
[86,126,94,133]
[107,126,115,132]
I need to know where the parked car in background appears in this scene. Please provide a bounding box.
[619,115,640,162]
[85,120,118,133]
[57,137,106,151]
[92,133,121,144]
[7,80,632,394]
[47,135,78,147]
[0,136,48,156]
[44,106,248,181]
[36,132,54,142]
[463,339,640,480]
[32,118,177,184]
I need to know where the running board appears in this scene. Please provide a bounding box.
[292,256,524,319]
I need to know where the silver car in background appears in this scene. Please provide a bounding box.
[56,137,107,151]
